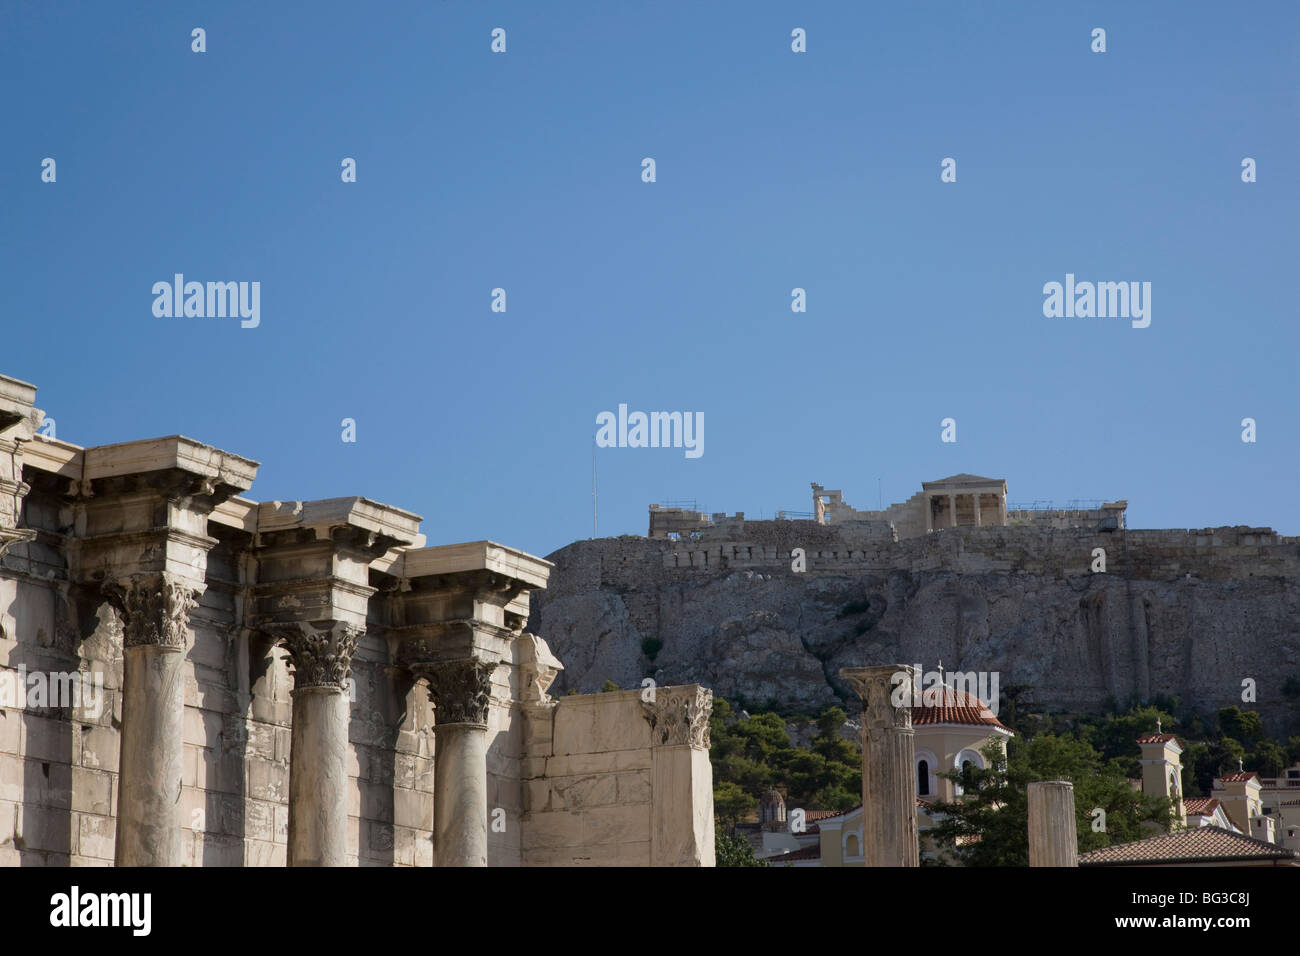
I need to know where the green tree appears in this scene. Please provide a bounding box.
[928,736,1172,866]
[1217,707,1263,746]
[1252,740,1288,777]
[715,826,768,867]
[1082,704,1174,769]
[713,782,757,834]
[600,679,620,693]
[815,706,847,740]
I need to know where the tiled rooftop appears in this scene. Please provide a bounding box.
[911,686,1010,731]
[1079,825,1296,866]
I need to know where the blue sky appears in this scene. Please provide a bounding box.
[4,1,1297,558]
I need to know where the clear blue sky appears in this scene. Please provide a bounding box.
[4,1,1297,558]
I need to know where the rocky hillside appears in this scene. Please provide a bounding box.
[529,522,1300,735]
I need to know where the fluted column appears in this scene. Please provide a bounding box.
[108,573,201,867]
[416,658,496,867]
[841,665,919,866]
[265,621,360,866]
[1028,780,1079,867]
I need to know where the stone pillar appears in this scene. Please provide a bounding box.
[0,375,37,559]
[418,658,496,867]
[949,494,958,528]
[1028,780,1079,867]
[643,685,715,866]
[840,665,919,866]
[973,493,982,526]
[924,497,933,533]
[265,621,360,866]
[108,573,201,867]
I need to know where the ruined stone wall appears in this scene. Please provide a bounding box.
[520,690,653,865]
[1007,508,1123,531]
[520,685,714,867]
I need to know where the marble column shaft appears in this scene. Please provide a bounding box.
[1028,780,1079,867]
[841,665,919,867]
[269,621,360,867]
[110,574,199,867]
[419,658,496,867]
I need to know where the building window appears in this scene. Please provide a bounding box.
[917,760,930,796]
[845,833,860,858]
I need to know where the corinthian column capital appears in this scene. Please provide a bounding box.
[414,658,496,727]
[643,685,712,749]
[262,620,362,691]
[104,573,203,650]
[842,665,916,733]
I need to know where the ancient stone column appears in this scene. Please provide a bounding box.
[266,621,360,867]
[108,573,200,867]
[924,497,933,533]
[841,665,919,866]
[418,658,496,867]
[1028,780,1078,867]
[949,494,958,528]
[973,493,982,526]
[643,684,716,866]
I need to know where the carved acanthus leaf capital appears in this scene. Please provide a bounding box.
[262,620,362,690]
[841,665,915,732]
[415,658,496,726]
[643,685,712,749]
[104,573,202,649]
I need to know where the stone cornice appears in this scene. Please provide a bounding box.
[395,541,552,590]
[83,436,258,491]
